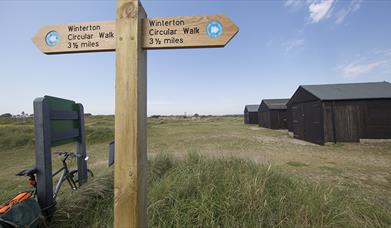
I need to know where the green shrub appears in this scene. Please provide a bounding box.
[85,126,114,144]
[0,126,34,149]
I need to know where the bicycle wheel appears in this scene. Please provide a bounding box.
[69,169,94,184]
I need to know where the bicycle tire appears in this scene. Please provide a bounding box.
[69,169,94,184]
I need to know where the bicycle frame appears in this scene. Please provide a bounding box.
[16,151,91,218]
[51,153,77,200]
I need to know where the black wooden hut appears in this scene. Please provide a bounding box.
[258,99,289,129]
[287,81,391,145]
[244,105,259,124]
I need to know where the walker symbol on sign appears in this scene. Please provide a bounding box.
[45,31,60,46]
[207,21,223,38]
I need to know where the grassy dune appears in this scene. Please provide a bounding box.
[50,154,390,227]
[0,116,390,227]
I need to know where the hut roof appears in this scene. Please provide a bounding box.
[245,105,259,112]
[301,81,391,101]
[262,99,290,110]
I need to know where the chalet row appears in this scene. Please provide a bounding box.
[244,81,391,145]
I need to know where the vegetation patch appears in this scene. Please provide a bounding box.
[85,126,114,144]
[51,154,390,227]
[1,117,390,226]
[0,125,34,149]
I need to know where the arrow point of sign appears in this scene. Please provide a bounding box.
[32,26,52,54]
[219,14,239,47]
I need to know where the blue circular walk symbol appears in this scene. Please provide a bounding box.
[206,21,223,38]
[45,31,60,46]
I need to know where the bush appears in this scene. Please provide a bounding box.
[0,126,34,149]
[0,113,12,118]
[85,127,114,144]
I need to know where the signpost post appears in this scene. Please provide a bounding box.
[115,1,147,227]
[32,0,238,227]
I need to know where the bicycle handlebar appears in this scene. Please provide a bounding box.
[54,151,83,158]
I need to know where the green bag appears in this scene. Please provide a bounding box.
[0,198,44,228]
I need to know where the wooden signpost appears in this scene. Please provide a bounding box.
[32,0,238,227]
[33,15,238,53]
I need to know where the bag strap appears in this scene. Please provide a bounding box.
[13,192,32,201]
[0,192,33,215]
[0,216,18,227]
[0,205,10,214]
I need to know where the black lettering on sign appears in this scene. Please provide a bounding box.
[81,41,99,48]
[68,24,101,32]
[148,19,185,27]
[164,37,183,44]
[68,33,94,41]
[149,28,177,36]
[99,32,115,39]
[183,27,200,34]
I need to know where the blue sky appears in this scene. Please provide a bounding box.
[0,0,390,116]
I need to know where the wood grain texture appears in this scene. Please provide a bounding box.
[32,21,115,54]
[32,14,238,54]
[143,14,238,49]
[114,0,147,227]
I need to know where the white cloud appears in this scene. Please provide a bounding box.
[285,0,305,10]
[339,60,387,78]
[308,0,335,23]
[282,38,304,52]
[335,0,362,24]
[338,49,391,78]
[285,0,362,24]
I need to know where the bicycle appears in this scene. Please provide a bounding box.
[0,152,93,225]
[16,151,94,201]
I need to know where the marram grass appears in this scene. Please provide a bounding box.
[51,154,390,227]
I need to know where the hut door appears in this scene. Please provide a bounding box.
[292,105,304,139]
[303,102,323,144]
[280,111,288,129]
[334,104,360,142]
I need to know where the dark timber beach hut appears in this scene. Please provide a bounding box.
[258,99,289,129]
[287,81,391,145]
[244,105,259,124]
